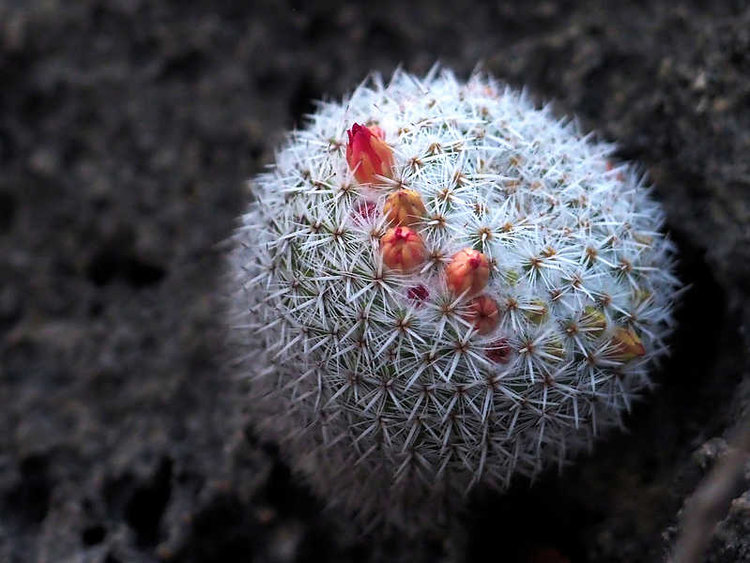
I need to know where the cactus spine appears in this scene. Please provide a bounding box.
[228,67,680,531]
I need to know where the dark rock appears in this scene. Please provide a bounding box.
[0,1,747,561]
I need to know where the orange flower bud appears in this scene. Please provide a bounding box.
[384,189,427,226]
[463,295,500,334]
[380,226,427,273]
[445,248,490,297]
[346,123,394,185]
[609,326,646,361]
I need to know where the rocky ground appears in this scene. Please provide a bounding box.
[1,1,748,561]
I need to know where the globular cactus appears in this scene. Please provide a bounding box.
[228,67,680,531]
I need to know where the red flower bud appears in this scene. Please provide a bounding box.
[368,125,386,140]
[346,123,395,185]
[445,248,490,297]
[380,226,427,273]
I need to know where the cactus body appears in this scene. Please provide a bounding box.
[229,68,679,530]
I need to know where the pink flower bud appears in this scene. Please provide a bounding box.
[352,200,377,225]
[380,226,427,273]
[445,248,490,297]
[463,295,500,334]
[346,123,394,185]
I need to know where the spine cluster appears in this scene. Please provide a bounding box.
[229,68,680,530]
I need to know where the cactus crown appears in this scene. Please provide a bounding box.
[229,67,679,530]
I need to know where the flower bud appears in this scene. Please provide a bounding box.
[543,336,566,362]
[523,299,548,325]
[407,284,429,304]
[609,326,646,361]
[446,248,490,297]
[463,295,500,334]
[380,226,427,273]
[352,200,377,225]
[346,123,395,185]
[384,189,427,227]
[632,288,652,306]
[486,338,512,364]
[580,306,607,339]
[368,125,386,140]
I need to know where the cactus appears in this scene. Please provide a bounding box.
[228,67,680,531]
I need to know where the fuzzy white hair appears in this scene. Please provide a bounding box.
[228,66,680,532]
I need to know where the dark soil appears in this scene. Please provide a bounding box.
[1,1,748,561]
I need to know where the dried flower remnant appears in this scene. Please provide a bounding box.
[345,123,394,185]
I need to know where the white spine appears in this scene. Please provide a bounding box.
[229,68,680,531]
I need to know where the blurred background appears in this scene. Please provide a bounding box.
[1,1,748,561]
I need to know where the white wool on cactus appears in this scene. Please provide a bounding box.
[228,67,680,531]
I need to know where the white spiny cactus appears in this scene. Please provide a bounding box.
[228,67,680,531]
